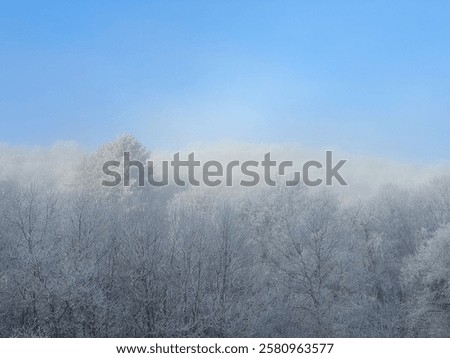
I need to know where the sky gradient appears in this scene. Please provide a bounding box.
[1,1,450,162]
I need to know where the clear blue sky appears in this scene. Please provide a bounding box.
[1,1,450,161]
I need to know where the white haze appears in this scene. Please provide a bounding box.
[1,139,449,198]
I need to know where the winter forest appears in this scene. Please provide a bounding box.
[0,135,450,338]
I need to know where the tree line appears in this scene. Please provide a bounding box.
[0,136,449,337]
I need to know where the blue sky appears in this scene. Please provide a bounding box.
[1,1,450,161]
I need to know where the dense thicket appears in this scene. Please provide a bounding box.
[0,136,449,337]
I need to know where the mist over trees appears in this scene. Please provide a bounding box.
[0,135,449,337]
